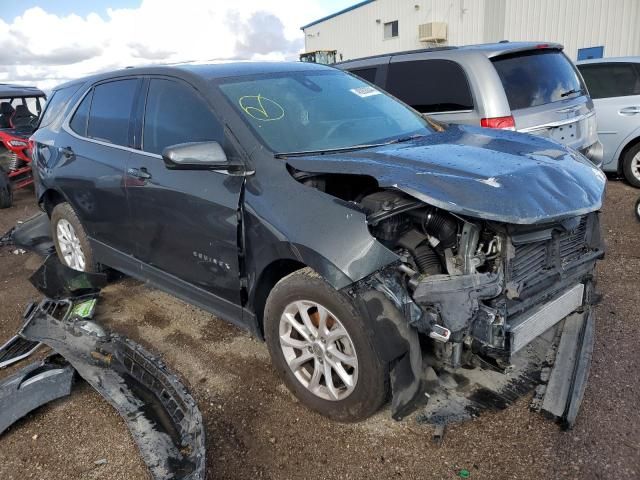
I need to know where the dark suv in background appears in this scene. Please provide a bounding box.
[338,42,603,166]
[30,62,605,424]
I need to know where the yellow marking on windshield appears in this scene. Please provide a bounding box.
[238,94,285,121]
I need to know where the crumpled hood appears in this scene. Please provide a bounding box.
[286,125,606,224]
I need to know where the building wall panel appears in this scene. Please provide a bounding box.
[303,0,640,61]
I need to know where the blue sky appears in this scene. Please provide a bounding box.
[0,0,355,22]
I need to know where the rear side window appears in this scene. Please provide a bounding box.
[578,63,640,99]
[69,89,93,136]
[38,83,82,128]
[87,79,138,147]
[142,78,223,155]
[385,59,474,113]
[349,67,378,83]
[492,50,584,110]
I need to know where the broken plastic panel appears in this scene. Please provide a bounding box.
[0,335,41,369]
[2,212,55,256]
[16,256,206,480]
[28,254,107,299]
[0,355,74,435]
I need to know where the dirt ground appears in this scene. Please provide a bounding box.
[0,181,638,480]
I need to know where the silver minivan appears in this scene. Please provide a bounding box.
[577,57,640,186]
[337,42,603,166]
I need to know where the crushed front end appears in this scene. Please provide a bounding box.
[349,190,603,427]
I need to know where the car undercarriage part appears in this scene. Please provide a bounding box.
[0,256,207,480]
[0,354,74,434]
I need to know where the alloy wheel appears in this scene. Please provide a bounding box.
[279,300,358,401]
[631,153,640,182]
[56,219,86,271]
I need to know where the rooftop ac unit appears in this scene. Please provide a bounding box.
[418,22,447,42]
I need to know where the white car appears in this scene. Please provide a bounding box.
[577,57,640,187]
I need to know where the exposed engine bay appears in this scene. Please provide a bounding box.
[292,168,603,427]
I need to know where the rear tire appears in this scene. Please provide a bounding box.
[635,197,640,222]
[264,267,388,422]
[622,143,640,188]
[50,202,98,272]
[0,169,12,209]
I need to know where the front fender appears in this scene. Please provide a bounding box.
[243,172,399,291]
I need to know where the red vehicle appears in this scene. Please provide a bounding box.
[0,84,46,208]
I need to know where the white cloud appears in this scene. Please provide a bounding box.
[0,0,326,91]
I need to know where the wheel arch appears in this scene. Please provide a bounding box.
[614,129,640,174]
[247,244,360,337]
[39,188,68,216]
[249,258,307,337]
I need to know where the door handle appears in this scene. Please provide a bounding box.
[127,167,152,180]
[619,106,640,115]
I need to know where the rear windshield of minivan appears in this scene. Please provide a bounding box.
[492,50,584,111]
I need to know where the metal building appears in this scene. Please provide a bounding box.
[301,0,640,62]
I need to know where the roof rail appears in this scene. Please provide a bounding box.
[334,46,458,66]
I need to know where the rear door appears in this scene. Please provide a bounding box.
[59,78,141,255]
[577,62,640,169]
[491,49,596,153]
[126,76,244,309]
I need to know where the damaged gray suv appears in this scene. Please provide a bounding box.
[31,62,606,424]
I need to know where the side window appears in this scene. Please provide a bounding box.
[349,67,378,84]
[142,78,223,155]
[578,63,640,99]
[69,89,93,137]
[386,59,474,113]
[87,79,138,146]
[38,83,82,128]
[384,21,399,39]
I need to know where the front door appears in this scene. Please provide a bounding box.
[126,77,244,308]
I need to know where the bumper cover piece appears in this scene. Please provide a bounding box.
[0,355,74,435]
[0,334,41,369]
[536,309,595,429]
[20,305,206,480]
[1,212,55,257]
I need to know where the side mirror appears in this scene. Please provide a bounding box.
[162,141,244,172]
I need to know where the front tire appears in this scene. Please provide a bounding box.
[50,202,97,272]
[0,169,12,209]
[622,143,640,188]
[264,268,388,422]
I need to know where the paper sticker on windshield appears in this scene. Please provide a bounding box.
[350,86,381,98]
[238,94,285,121]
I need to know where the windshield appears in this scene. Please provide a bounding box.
[492,50,585,110]
[218,70,432,154]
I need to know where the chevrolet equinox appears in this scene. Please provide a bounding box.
[31,62,606,422]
